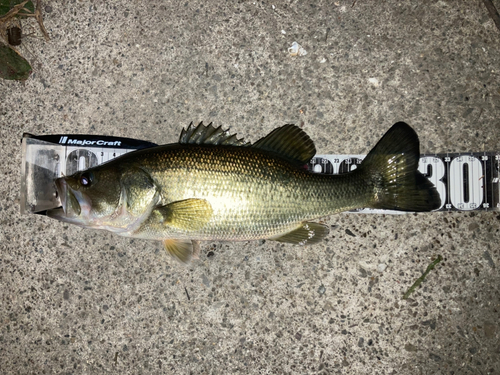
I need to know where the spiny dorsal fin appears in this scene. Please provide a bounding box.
[252,124,316,165]
[179,122,250,146]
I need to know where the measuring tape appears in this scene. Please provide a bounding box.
[20,133,500,214]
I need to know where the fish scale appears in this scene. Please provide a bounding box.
[130,145,363,241]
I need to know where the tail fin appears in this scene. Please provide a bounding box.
[359,122,441,212]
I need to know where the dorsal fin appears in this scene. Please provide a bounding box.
[179,122,250,146]
[252,124,316,165]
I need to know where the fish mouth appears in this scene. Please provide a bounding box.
[55,178,69,213]
[47,178,87,225]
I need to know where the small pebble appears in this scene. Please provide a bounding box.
[201,274,210,287]
[429,353,442,362]
[345,229,356,237]
[377,263,387,272]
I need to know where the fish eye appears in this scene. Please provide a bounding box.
[79,172,93,187]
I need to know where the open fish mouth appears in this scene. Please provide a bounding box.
[55,178,83,216]
[47,178,86,224]
[54,178,68,213]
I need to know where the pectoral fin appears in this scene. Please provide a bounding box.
[157,198,213,231]
[270,222,329,245]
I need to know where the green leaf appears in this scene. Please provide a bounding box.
[0,44,31,80]
[0,0,35,17]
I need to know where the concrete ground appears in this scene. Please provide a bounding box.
[1,1,499,374]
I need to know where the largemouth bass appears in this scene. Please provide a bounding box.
[47,122,440,262]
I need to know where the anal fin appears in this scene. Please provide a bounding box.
[270,222,329,245]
